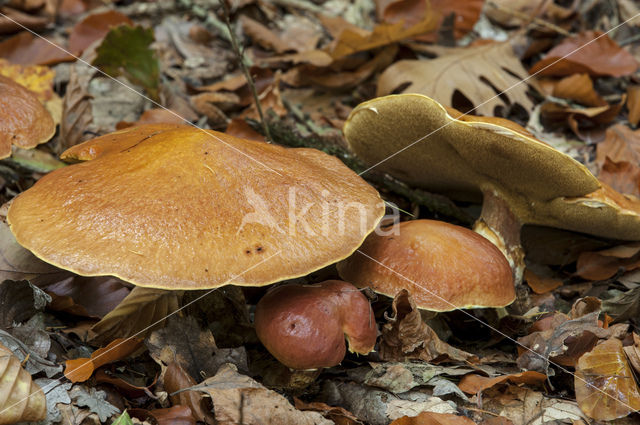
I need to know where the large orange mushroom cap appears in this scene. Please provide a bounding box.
[338,220,515,311]
[254,280,378,370]
[0,75,55,159]
[7,124,384,289]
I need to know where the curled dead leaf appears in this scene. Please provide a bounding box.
[457,371,546,395]
[0,342,46,424]
[575,243,640,281]
[380,289,477,364]
[64,337,143,383]
[0,31,74,65]
[575,338,640,420]
[163,361,214,424]
[389,411,476,425]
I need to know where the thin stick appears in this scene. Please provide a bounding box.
[219,1,273,142]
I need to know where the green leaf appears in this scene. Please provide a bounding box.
[92,25,159,101]
[112,410,133,425]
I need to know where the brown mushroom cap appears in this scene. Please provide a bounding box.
[337,220,515,311]
[8,124,384,289]
[0,75,55,159]
[254,280,377,369]
[344,94,640,281]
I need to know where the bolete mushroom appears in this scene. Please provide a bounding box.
[338,220,515,311]
[0,75,55,159]
[254,280,377,369]
[7,124,385,289]
[344,94,640,282]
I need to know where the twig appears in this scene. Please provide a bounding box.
[487,1,572,37]
[219,1,273,142]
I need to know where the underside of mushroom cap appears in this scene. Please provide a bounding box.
[337,220,515,311]
[0,75,55,159]
[8,124,385,289]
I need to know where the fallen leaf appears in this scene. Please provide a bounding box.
[595,124,640,196]
[226,118,265,142]
[530,31,638,77]
[379,290,477,363]
[0,31,74,65]
[241,15,296,54]
[64,337,143,383]
[378,41,534,116]
[457,371,546,394]
[71,385,120,422]
[0,58,54,102]
[0,279,50,329]
[60,58,96,152]
[34,378,72,425]
[68,10,133,54]
[112,410,133,425]
[623,333,640,375]
[551,73,606,107]
[390,411,476,425]
[116,108,185,129]
[524,268,563,294]
[294,398,362,425]
[189,363,332,424]
[89,287,181,345]
[0,329,61,377]
[92,25,159,100]
[0,341,46,424]
[147,406,195,425]
[0,5,49,34]
[627,85,640,126]
[163,361,215,424]
[575,338,640,420]
[382,0,484,41]
[598,157,640,197]
[575,243,640,281]
[602,285,640,322]
[46,276,130,319]
[326,5,439,59]
[95,369,156,399]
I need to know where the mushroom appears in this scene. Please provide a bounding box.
[0,75,55,159]
[254,280,377,369]
[337,220,515,311]
[343,94,640,282]
[7,124,385,289]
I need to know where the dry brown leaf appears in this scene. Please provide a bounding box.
[116,108,186,130]
[485,0,549,27]
[192,364,332,425]
[294,398,362,425]
[240,16,291,54]
[0,31,74,65]
[0,5,49,34]
[382,0,483,42]
[390,411,476,425]
[46,276,130,319]
[380,290,477,363]
[623,333,640,375]
[457,371,546,394]
[94,369,156,399]
[552,73,606,107]
[575,243,640,281]
[530,31,638,77]
[326,6,439,59]
[68,10,133,54]
[164,361,214,424]
[598,157,640,197]
[627,85,640,126]
[0,342,46,424]
[147,406,196,425]
[64,337,143,383]
[225,118,265,142]
[575,338,640,420]
[89,287,181,345]
[524,268,563,294]
[597,124,640,168]
[377,41,534,116]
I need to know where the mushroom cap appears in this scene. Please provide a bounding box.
[337,220,515,311]
[254,280,377,370]
[0,75,55,159]
[344,93,640,240]
[8,124,384,289]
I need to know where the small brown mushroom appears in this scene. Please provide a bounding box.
[344,94,640,283]
[0,75,55,159]
[338,220,515,311]
[8,124,384,289]
[254,280,377,369]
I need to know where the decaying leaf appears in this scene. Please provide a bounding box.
[294,398,362,425]
[627,85,640,126]
[64,337,143,383]
[0,31,74,66]
[46,276,130,319]
[68,10,133,54]
[187,363,332,425]
[89,287,181,345]
[163,361,215,424]
[602,285,640,322]
[34,378,72,425]
[112,410,134,425]
[389,411,476,425]
[529,31,638,77]
[0,329,61,377]
[0,279,50,329]
[71,385,121,423]
[0,58,55,103]
[575,243,640,281]
[116,108,185,129]
[379,290,477,363]
[378,41,534,116]
[457,371,546,395]
[575,338,640,420]
[551,73,606,107]
[524,268,563,294]
[0,341,46,424]
[92,25,160,100]
[595,124,640,196]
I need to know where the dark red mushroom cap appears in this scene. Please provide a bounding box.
[254,280,377,370]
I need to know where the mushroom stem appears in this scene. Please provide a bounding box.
[473,189,525,285]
